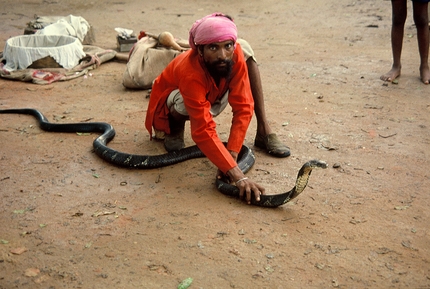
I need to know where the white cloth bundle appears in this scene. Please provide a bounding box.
[35,15,90,43]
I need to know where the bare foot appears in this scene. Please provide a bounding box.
[380,67,401,82]
[420,65,430,85]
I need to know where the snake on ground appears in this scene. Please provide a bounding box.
[0,108,327,207]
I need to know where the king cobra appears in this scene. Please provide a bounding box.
[0,108,327,207]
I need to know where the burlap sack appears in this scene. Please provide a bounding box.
[122,36,181,90]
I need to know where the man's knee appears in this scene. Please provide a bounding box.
[166,89,189,117]
[413,10,429,27]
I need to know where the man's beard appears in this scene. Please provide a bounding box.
[205,59,233,79]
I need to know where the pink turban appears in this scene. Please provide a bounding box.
[188,13,238,50]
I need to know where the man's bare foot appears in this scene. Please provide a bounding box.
[380,67,401,82]
[420,65,430,85]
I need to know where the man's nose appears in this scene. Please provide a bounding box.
[217,48,227,60]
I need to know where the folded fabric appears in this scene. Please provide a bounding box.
[35,15,90,43]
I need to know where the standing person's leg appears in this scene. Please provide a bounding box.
[381,0,408,82]
[412,0,430,84]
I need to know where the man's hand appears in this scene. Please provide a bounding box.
[217,165,265,205]
[234,175,265,205]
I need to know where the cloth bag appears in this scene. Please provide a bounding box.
[122,36,181,90]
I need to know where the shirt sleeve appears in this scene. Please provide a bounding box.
[225,47,254,153]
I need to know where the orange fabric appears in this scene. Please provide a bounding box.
[145,43,254,173]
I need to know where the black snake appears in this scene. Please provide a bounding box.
[0,108,327,207]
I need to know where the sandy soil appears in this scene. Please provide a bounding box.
[1,0,429,288]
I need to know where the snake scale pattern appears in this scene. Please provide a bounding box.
[0,108,327,207]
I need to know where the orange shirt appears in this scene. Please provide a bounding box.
[145,43,254,173]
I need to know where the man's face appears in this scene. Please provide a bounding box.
[201,40,235,79]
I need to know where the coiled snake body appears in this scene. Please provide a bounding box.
[0,108,327,207]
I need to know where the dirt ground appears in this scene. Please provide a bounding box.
[0,0,429,288]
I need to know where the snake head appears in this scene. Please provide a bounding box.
[307,160,328,169]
